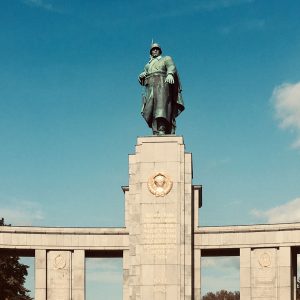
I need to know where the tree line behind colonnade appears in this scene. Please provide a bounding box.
[203,283,300,299]
[202,290,240,299]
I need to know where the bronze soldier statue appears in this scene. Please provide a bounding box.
[138,43,184,135]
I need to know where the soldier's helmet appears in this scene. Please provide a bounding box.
[150,43,162,55]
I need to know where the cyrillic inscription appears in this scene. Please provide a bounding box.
[142,212,177,257]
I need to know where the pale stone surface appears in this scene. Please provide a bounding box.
[35,250,46,300]
[240,287,251,300]
[47,250,71,300]
[123,250,130,300]
[193,249,201,300]
[278,247,292,299]
[195,222,300,249]
[193,186,201,229]
[35,289,46,300]
[72,250,85,300]
[240,246,251,298]
[127,136,192,300]
[251,248,277,299]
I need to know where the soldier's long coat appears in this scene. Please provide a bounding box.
[140,55,184,134]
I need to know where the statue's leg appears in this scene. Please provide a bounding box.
[156,117,167,135]
[152,119,158,135]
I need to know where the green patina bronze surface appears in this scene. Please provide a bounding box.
[138,43,184,135]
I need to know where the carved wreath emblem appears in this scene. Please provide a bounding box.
[147,172,173,197]
[54,254,66,269]
[259,253,271,268]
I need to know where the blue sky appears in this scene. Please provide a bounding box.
[1,0,300,296]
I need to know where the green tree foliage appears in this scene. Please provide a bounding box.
[0,218,33,300]
[202,290,240,300]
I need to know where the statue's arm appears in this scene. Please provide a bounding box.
[164,56,176,75]
[164,56,176,84]
[138,65,148,85]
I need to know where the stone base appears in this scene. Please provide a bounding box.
[125,136,193,299]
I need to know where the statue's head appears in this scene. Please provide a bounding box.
[150,43,162,57]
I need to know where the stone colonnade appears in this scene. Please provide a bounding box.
[0,136,299,299]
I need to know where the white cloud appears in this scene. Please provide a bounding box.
[272,82,300,149]
[22,0,59,12]
[0,200,44,226]
[252,197,300,223]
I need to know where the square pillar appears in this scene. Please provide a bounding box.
[241,247,293,299]
[47,250,72,300]
[35,249,47,300]
[192,185,201,230]
[126,136,193,300]
[123,249,130,300]
[240,247,251,300]
[292,248,297,300]
[72,250,85,300]
[251,248,278,299]
[193,249,201,300]
[278,246,292,299]
[184,152,193,299]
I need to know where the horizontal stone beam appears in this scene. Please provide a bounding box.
[0,226,129,250]
[195,222,300,249]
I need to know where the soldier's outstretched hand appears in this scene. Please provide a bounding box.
[165,74,174,84]
[138,72,147,85]
[139,72,146,79]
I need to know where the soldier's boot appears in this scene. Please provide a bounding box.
[157,118,166,135]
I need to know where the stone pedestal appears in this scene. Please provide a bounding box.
[126,136,193,300]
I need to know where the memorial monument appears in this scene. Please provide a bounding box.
[138,43,184,135]
[0,43,298,300]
